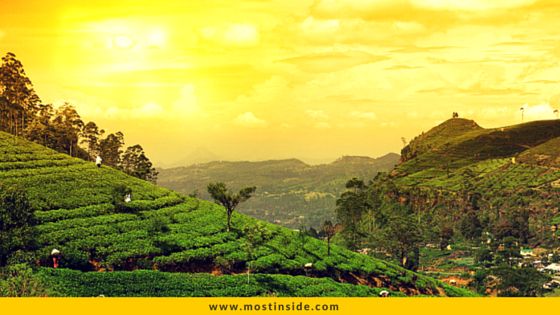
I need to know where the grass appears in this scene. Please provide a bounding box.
[38,268,405,297]
[0,131,474,297]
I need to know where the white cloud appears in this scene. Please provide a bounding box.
[234,112,268,127]
[411,0,536,11]
[306,109,329,120]
[173,84,199,115]
[301,16,340,37]
[350,111,377,120]
[201,24,259,46]
[520,103,558,121]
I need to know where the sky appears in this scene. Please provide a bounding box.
[1,0,560,166]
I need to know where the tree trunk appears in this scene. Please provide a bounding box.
[226,209,232,232]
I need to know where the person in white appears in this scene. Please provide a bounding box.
[124,193,131,203]
[95,156,102,168]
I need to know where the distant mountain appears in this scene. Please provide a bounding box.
[157,153,400,229]
[167,146,221,168]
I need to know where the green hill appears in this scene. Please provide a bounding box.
[517,137,560,168]
[395,119,560,188]
[157,153,400,229]
[0,131,471,297]
[386,118,560,248]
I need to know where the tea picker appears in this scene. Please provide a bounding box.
[51,248,61,268]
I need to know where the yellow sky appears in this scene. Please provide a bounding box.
[1,0,560,166]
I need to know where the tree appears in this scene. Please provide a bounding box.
[494,266,549,297]
[321,220,338,256]
[207,182,256,232]
[382,208,422,269]
[120,144,158,183]
[51,103,84,157]
[460,210,483,241]
[80,121,104,160]
[24,103,55,148]
[0,52,40,136]
[0,185,36,267]
[495,236,521,267]
[494,208,530,244]
[335,178,370,250]
[438,223,454,250]
[99,131,124,168]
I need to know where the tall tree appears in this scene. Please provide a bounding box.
[24,103,55,147]
[321,220,338,256]
[80,121,104,160]
[382,208,423,269]
[51,103,84,157]
[335,178,370,250]
[120,144,158,183]
[99,131,124,168]
[0,52,40,135]
[207,182,256,232]
[0,185,36,267]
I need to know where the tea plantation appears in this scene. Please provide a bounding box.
[0,131,474,297]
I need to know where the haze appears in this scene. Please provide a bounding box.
[1,0,560,166]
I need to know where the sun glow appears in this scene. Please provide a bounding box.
[2,0,560,165]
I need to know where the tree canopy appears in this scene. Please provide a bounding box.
[207,182,256,232]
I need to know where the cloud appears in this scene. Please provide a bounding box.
[411,0,536,11]
[200,24,259,46]
[301,16,340,37]
[280,51,389,73]
[306,110,329,120]
[550,94,560,108]
[234,112,268,127]
[350,111,377,120]
[520,103,558,121]
[173,84,199,115]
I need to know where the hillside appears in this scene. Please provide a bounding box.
[388,118,560,245]
[517,137,560,168]
[157,154,400,229]
[0,131,471,297]
[395,119,560,186]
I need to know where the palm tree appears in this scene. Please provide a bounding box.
[520,107,525,122]
[554,109,559,119]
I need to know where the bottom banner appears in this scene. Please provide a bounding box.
[1,297,559,315]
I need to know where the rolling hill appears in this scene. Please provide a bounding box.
[394,118,560,191]
[157,153,400,229]
[0,131,471,297]
[385,118,560,248]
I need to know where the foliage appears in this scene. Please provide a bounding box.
[335,178,370,250]
[157,154,399,230]
[207,182,256,232]
[0,264,48,297]
[494,266,550,297]
[121,144,158,183]
[38,268,404,297]
[0,131,475,297]
[0,184,36,266]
